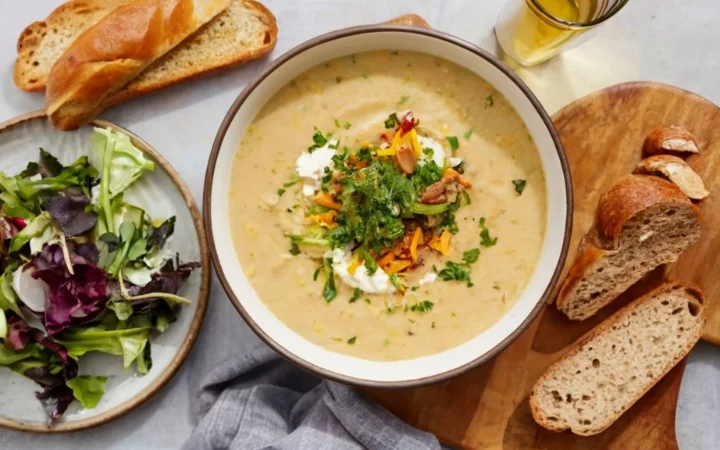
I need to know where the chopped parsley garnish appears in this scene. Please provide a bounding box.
[364,298,371,304]
[410,286,419,292]
[330,159,415,251]
[398,95,410,105]
[323,261,337,303]
[422,147,434,157]
[389,274,405,292]
[438,261,473,287]
[412,160,443,196]
[464,129,473,139]
[462,248,480,264]
[513,179,527,195]
[289,241,301,256]
[485,94,495,108]
[277,188,286,196]
[384,113,399,129]
[479,217,498,247]
[383,338,390,347]
[343,122,352,130]
[461,190,471,205]
[446,136,459,152]
[349,288,362,303]
[410,300,434,312]
[347,336,357,344]
[334,118,341,128]
[313,267,322,281]
[360,248,379,274]
[307,127,328,153]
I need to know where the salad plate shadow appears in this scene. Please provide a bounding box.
[0,110,210,432]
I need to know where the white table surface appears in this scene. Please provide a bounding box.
[1,0,719,449]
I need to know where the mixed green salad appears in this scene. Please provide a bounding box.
[0,128,198,422]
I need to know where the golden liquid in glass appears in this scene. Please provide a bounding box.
[512,0,599,65]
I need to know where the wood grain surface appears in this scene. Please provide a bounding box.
[364,81,720,449]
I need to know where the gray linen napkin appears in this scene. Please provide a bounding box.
[183,344,449,450]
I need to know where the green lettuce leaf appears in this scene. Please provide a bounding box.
[91,127,155,199]
[0,273,24,319]
[66,376,107,409]
[9,212,53,253]
[0,343,45,366]
[56,325,150,371]
[15,156,97,200]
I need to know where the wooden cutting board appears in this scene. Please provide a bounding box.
[364,81,720,449]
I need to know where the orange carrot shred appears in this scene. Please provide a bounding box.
[314,192,342,210]
[410,227,423,262]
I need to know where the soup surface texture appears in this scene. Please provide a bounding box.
[229,51,546,361]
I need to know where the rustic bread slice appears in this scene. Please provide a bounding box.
[557,175,700,320]
[643,126,699,156]
[635,155,709,200]
[15,0,130,92]
[531,282,706,436]
[14,0,277,96]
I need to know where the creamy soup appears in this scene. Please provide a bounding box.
[229,51,546,361]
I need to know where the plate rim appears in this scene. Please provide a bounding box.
[0,110,211,433]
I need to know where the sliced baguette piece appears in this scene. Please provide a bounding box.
[557,175,700,320]
[643,126,699,156]
[46,0,232,131]
[15,0,277,101]
[14,0,131,92]
[635,155,709,200]
[530,282,706,436]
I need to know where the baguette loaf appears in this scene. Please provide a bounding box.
[45,0,231,131]
[530,282,705,436]
[15,0,277,96]
[557,175,700,320]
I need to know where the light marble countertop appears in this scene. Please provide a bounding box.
[0,0,719,449]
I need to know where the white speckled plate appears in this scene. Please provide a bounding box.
[0,111,210,432]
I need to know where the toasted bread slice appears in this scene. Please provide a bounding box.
[556,175,701,320]
[14,0,277,97]
[531,282,705,436]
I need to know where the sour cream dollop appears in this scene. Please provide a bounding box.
[295,140,337,196]
[417,136,446,168]
[417,272,437,286]
[330,248,396,294]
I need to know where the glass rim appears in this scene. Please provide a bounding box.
[528,0,630,28]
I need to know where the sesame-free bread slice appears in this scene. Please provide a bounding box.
[14,0,277,94]
[530,282,706,436]
[556,175,701,320]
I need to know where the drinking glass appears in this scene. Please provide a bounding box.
[495,0,630,67]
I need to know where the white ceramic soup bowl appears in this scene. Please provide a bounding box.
[205,26,572,387]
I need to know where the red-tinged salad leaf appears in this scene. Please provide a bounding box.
[2,314,79,422]
[31,243,107,335]
[43,188,98,237]
[16,156,98,200]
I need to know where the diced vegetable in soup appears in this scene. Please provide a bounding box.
[229,51,546,361]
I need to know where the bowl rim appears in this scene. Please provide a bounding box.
[204,25,573,388]
[0,110,211,432]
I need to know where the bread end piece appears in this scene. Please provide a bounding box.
[557,175,700,320]
[532,282,705,436]
[635,155,709,200]
[643,126,699,156]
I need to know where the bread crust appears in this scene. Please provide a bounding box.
[15,0,276,99]
[596,175,691,245]
[635,155,709,200]
[531,282,706,436]
[643,126,699,156]
[104,0,277,108]
[556,175,696,317]
[45,0,230,130]
[14,0,131,92]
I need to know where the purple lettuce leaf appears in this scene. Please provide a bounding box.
[31,243,107,336]
[5,314,78,422]
[43,188,97,237]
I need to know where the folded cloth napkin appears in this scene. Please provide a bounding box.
[183,344,450,450]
